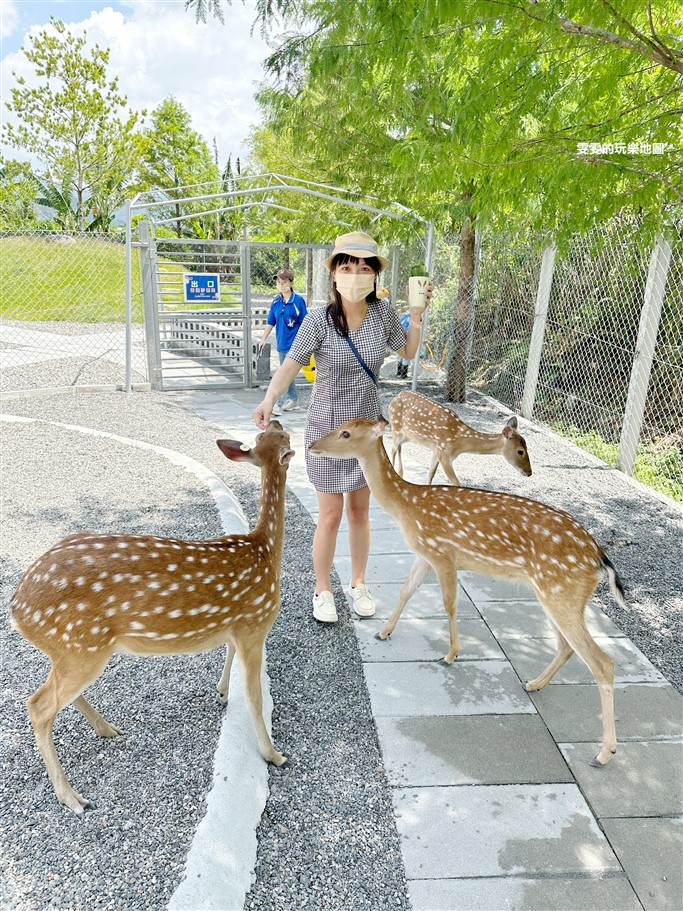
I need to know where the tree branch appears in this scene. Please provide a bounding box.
[559,17,683,73]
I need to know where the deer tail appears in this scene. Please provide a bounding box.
[600,550,628,610]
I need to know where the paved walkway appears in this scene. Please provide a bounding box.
[183,387,682,911]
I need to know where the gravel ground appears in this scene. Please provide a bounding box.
[1,368,681,911]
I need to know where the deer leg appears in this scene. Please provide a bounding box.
[72,695,122,737]
[440,457,461,487]
[236,636,286,767]
[544,603,616,766]
[525,625,574,691]
[217,641,236,705]
[27,652,112,814]
[377,555,432,641]
[426,452,440,484]
[394,439,405,476]
[434,564,460,664]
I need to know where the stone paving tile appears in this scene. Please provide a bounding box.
[408,875,642,911]
[459,571,534,602]
[476,598,627,639]
[357,581,480,620]
[601,817,683,911]
[354,617,504,662]
[560,741,683,817]
[498,634,667,685]
[393,783,622,878]
[375,714,572,786]
[364,660,536,716]
[530,682,683,742]
[334,551,418,582]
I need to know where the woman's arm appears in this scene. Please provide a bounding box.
[258,324,274,351]
[396,308,426,359]
[252,357,302,428]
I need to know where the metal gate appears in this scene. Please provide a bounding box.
[138,221,331,391]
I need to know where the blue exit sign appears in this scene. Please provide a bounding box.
[184,273,221,302]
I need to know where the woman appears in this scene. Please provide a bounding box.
[252,231,431,623]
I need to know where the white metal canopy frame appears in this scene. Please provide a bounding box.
[124,173,435,392]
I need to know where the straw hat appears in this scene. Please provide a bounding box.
[323,231,388,271]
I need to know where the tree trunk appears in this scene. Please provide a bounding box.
[444,217,476,402]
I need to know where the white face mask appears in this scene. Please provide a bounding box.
[334,272,375,304]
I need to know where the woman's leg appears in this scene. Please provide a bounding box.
[276,350,287,406]
[346,486,371,586]
[313,491,344,593]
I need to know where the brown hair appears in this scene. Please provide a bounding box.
[326,254,382,338]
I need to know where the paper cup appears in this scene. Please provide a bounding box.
[408,275,429,310]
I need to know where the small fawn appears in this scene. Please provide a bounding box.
[389,390,532,485]
[10,421,294,814]
[310,417,627,767]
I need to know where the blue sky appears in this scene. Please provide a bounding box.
[1,0,273,163]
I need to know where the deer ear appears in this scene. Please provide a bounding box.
[506,416,518,429]
[375,415,389,436]
[217,439,255,463]
[279,446,295,466]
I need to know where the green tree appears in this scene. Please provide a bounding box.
[0,159,40,232]
[135,96,220,238]
[3,18,141,232]
[213,0,682,399]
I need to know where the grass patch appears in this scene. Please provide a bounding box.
[550,422,683,503]
[0,235,143,323]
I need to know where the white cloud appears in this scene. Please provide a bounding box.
[1,0,274,166]
[0,0,20,39]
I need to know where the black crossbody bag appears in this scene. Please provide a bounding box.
[345,335,378,386]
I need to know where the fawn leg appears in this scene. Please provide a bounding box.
[434,563,460,664]
[525,626,574,691]
[426,452,440,484]
[28,652,111,814]
[378,555,432,640]
[73,696,122,737]
[217,641,236,704]
[236,636,286,766]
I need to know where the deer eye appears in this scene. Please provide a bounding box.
[341,431,351,439]
[518,450,524,456]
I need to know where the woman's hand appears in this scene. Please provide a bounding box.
[405,279,434,312]
[252,401,271,430]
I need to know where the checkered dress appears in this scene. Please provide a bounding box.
[287,299,406,493]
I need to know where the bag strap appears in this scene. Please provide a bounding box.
[345,335,378,385]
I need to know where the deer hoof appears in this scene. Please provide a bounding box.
[95,720,122,737]
[375,631,390,641]
[61,790,95,815]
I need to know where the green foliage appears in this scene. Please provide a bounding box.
[0,159,40,232]
[135,96,222,238]
[549,423,683,503]
[3,18,141,231]
[243,0,682,242]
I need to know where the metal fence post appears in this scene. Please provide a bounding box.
[241,241,254,386]
[390,245,400,306]
[520,243,556,420]
[138,220,163,391]
[124,200,133,393]
[617,233,672,475]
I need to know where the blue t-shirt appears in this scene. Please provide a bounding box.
[400,312,410,332]
[267,292,307,352]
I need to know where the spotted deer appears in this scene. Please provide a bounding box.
[310,417,627,766]
[389,389,532,485]
[10,421,294,814]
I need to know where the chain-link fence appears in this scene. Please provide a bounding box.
[453,220,683,503]
[0,231,147,392]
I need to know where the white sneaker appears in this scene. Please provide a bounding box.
[282,399,300,412]
[312,590,338,623]
[348,583,376,617]
[271,403,282,416]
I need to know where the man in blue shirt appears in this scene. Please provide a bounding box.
[258,268,307,413]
